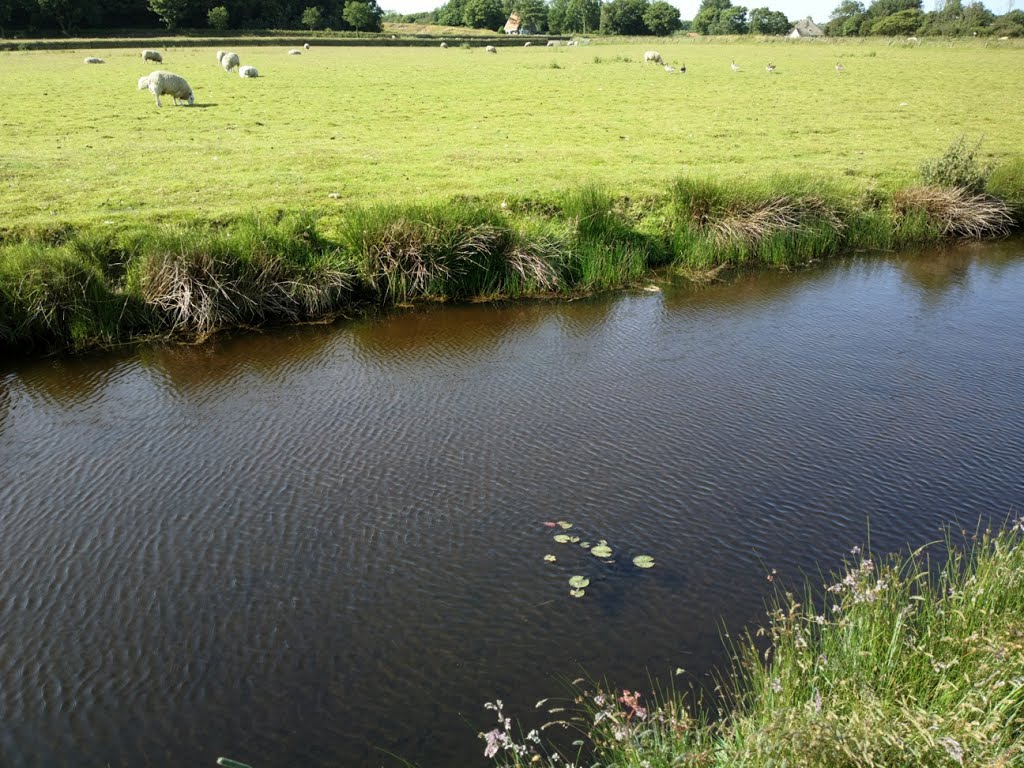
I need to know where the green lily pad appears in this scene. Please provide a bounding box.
[569,588,586,598]
[633,555,655,569]
[553,534,571,543]
[591,544,613,558]
[580,542,591,549]
[569,536,580,543]
[544,554,557,562]
[568,575,590,588]
[598,539,607,546]
[557,521,573,530]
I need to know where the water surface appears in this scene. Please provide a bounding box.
[1,242,1022,767]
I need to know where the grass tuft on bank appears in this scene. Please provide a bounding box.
[481,522,1024,768]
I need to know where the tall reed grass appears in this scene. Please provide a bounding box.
[482,523,1024,768]
[1,169,1020,354]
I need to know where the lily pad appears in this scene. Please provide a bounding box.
[591,544,613,558]
[633,555,655,569]
[569,588,586,598]
[568,575,590,589]
[569,536,580,543]
[553,534,571,543]
[557,521,573,530]
[544,554,557,562]
[580,542,591,549]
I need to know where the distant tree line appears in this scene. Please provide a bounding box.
[827,0,1023,36]
[0,0,383,35]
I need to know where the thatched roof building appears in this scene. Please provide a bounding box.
[788,17,825,37]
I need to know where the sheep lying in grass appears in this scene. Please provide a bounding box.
[644,50,663,64]
[84,57,104,64]
[239,65,259,78]
[221,52,240,72]
[485,45,497,54]
[142,49,162,63]
[138,71,194,107]
[288,49,302,55]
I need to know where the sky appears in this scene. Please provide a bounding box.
[381,0,1015,25]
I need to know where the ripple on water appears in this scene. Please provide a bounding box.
[0,245,1022,766]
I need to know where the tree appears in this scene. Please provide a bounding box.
[512,0,548,31]
[147,0,190,29]
[643,0,681,34]
[600,0,649,34]
[343,0,381,29]
[826,0,866,35]
[301,5,322,28]
[461,0,503,27]
[868,6,922,32]
[748,5,789,33]
[710,4,748,32]
[207,4,229,28]
[548,0,599,32]
[37,0,90,33]
[691,0,732,33]
[437,0,467,25]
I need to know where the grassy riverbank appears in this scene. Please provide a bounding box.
[483,523,1024,768]
[2,167,1022,353]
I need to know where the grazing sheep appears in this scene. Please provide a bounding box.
[644,50,663,64]
[138,70,194,108]
[440,42,448,48]
[664,65,675,72]
[485,45,497,54]
[304,42,310,50]
[221,52,240,72]
[83,57,104,64]
[567,39,578,46]
[524,41,531,46]
[288,49,302,55]
[142,49,162,64]
[239,65,259,78]
[216,50,226,63]
[547,40,565,47]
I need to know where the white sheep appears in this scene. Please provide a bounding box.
[524,41,531,46]
[440,42,448,48]
[547,40,565,47]
[83,56,104,64]
[288,49,302,55]
[142,49,162,64]
[216,50,226,63]
[485,45,497,54]
[644,50,663,64]
[221,52,240,72]
[138,70,194,108]
[239,65,259,78]
[303,42,310,50]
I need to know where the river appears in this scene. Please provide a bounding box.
[1,241,1022,767]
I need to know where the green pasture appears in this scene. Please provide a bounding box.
[1,37,1022,230]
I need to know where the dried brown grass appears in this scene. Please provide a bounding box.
[894,186,1015,239]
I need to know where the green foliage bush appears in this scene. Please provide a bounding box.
[207,5,229,29]
[920,136,991,192]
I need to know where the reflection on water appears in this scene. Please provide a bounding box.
[1,242,1023,768]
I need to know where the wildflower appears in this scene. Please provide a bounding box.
[812,688,822,713]
[594,694,606,706]
[850,545,861,555]
[481,728,504,759]
[771,678,783,693]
